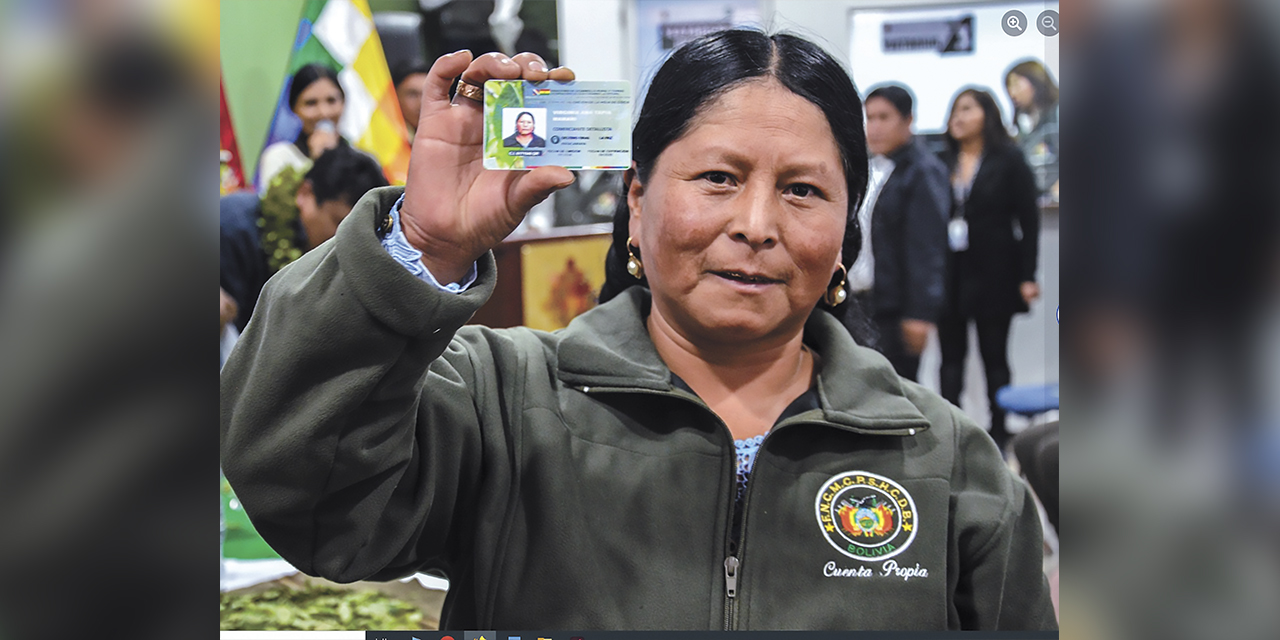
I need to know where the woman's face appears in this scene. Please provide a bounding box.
[1006,73,1035,109]
[948,93,985,144]
[628,79,848,347]
[293,77,344,135]
[516,113,535,136]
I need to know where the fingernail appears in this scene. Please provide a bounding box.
[530,61,547,72]
[451,49,469,56]
[500,57,515,65]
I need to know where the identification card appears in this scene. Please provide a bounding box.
[948,218,970,252]
[482,80,631,170]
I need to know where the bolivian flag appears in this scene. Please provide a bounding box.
[221,74,246,195]
[260,0,411,185]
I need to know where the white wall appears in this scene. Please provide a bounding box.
[558,0,631,83]
[847,1,1060,132]
[769,0,991,70]
[562,0,1059,119]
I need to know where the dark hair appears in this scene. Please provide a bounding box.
[1004,59,1058,115]
[944,87,1014,158]
[391,60,430,90]
[304,146,388,207]
[288,63,344,111]
[866,84,914,119]
[85,34,187,120]
[598,29,869,323]
[515,111,536,124]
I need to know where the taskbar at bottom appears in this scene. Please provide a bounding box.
[366,631,1059,640]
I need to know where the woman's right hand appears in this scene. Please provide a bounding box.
[307,126,340,159]
[400,50,576,284]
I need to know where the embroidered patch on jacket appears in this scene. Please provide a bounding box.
[815,471,918,561]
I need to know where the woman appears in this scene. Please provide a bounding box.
[502,110,546,148]
[257,63,350,196]
[221,31,1054,630]
[1004,59,1059,203]
[937,88,1041,455]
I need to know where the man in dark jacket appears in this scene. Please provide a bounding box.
[220,145,387,331]
[845,85,949,380]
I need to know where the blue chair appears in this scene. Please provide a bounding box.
[999,383,1060,535]
[996,382,1059,418]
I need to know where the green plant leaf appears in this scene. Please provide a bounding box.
[220,584,430,630]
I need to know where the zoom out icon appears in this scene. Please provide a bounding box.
[1002,10,1027,36]
[1037,10,1059,36]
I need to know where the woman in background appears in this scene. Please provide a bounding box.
[257,63,350,196]
[938,88,1040,454]
[1004,59,1059,204]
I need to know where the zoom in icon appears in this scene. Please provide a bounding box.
[1002,10,1027,36]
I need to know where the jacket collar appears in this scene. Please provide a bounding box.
[886,135,922,167]
[555,287,931,434]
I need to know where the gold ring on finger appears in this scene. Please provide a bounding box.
[455,80,483,102]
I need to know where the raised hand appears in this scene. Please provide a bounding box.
[399,50,576,284]
[1020,281,1040,305]
[306,124,340,159]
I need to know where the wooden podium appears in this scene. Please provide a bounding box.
[469,223,614,330]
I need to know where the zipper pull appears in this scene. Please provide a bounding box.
[724,555,739,598]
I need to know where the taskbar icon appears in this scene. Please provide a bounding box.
[366,632,479,640]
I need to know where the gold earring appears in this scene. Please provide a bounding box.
[626,237,644,279]
[823,263,848,306]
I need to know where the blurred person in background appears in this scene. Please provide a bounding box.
[1068,0,1280,636]
[846,84,949,381]
[1004,59,1059,205]
[220,287,240,368]
[552,170,624,227]
[392,60,431,140]
[0,14,209,638]
[11,33,191,199]
[257,63,352,196]
[938,88,1040,454]
[221,145,388,332]
[220,288,238,338]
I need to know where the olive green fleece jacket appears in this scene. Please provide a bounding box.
[220,186,1057,631]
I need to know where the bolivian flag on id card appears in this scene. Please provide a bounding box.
[482,80,632,170]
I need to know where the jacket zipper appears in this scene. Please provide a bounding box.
[724,426,763,631]
[576,385,915,629]
[723,554,739,630]
[577,386,747,628]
